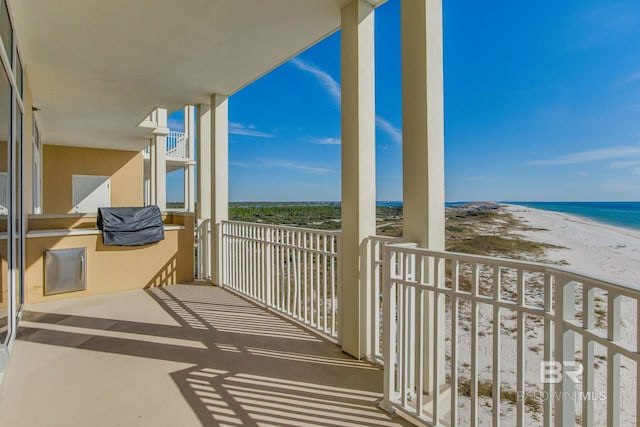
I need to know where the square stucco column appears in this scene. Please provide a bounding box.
[149,138,156,205]
[210,94,229,286]
[184,105,196,212]
[184,163,195,212]
[152,108,169,211]
[197,104,211,220]
[340,0,376,358]
[401,0,446,391]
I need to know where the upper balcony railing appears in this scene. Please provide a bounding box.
[166,131,188,158]
[142,131,189,159]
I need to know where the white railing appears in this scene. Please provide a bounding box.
[221,220,341,339]
[381,243,639,427]
[142,131,188,159]
[369,235,403,363]
[195,219,211,280]
[166,131,188,158]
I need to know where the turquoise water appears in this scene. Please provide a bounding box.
[508,201,640,231]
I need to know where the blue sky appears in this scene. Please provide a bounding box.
[168,0,640,202]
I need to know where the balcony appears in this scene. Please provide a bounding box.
[142,131,190,160]
[0,219,636,425]
[0,283,409,426]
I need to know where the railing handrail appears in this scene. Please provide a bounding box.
[222,219,341,236]
[385,242,640,298]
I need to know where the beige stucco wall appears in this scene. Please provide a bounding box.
[43,145,143,214]
[25,213,195,304]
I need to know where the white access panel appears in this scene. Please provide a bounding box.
[72,175,110,214]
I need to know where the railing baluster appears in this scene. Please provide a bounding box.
[607,291,621,427]
[323,234,328,333]
[543,272,553,427]
[298,231,303,319]
[381,245,397,412]
[471,263,479,427]
[303,231,309,323]
[331,236,336,336]
[398,257,407,408]
[316,234,321,328]
[583,284,595,427]
[433,256,443,424]
[492,265,501,427]
[309,235,317,326]
[415,255,424,418]
[450,259,459,427]
[516,269,525,427]
[555,276,576,426]
[286,230,291,314]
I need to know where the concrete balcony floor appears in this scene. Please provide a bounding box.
[0,284,410,427]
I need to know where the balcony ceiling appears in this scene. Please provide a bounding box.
[10,0,383,151]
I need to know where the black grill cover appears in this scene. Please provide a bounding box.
[97,206,165,246]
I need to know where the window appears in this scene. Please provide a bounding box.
[15,52,22,97]
[32,120,41,213]
[0,0,11,66]
[0,54,10,344]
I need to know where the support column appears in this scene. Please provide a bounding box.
[210,94,229,286]
[183,163,195,212]
[152,108,168,211]
[197,104,211,220]
[340,0,376,358]
[149,138,156,205]
[401,0,445,391]
[184,106,196,212]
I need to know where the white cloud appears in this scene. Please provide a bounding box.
[610,160,640,169]
[309,137,341,145]
[375,117,402,144]
[291,57,402,144]
[229,122,275,138]
[622,72,640,85]
[230,161,251,167]
[528,145,640,165]
[290,58,341,105]
[264,161,333,174]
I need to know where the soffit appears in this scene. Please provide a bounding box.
[11,0,376,151]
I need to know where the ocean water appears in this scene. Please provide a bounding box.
[508,201,640,231]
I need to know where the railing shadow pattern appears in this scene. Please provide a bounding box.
[15,284,409,426]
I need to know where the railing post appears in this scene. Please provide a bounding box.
[554,275,576,427]
[217,222,224,288]
[265,228,272,306]
[369,237,378,361]
[336,235,343,346]
[380,244,396,414]
[607,291,621,427]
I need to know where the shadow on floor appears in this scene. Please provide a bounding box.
[18,285,409,426]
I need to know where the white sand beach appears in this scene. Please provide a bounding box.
[448,204,640,425]
[490,204,640,425]
[502,204,640,288]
